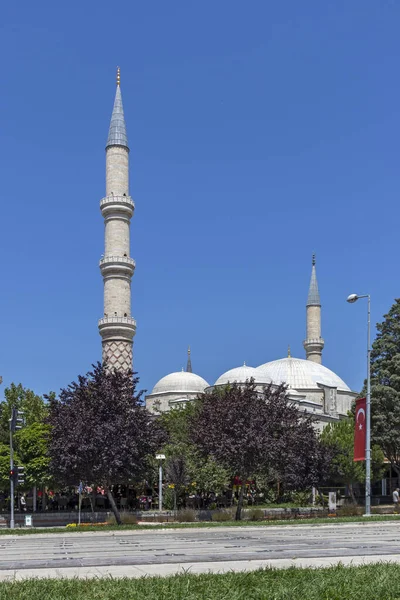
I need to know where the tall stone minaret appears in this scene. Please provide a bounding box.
[303,254,324,364]
[98,68,136,371]
[186,346,192,373]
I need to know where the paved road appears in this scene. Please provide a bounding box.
[1,522,400,580]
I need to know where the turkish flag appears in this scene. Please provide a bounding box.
[354,398,366,461]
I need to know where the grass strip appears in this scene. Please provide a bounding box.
[1,514,400,535]
[1,563,400,599]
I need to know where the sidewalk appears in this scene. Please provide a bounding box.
[2,554,400,581]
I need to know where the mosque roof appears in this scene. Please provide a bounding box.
[151,371,209,395]
[214,364,271,387]
[256,357,351,392]
[106,69,129,149]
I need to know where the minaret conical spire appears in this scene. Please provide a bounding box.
[106,67,128,149]
[186,346,192,373]
[303,254,324,364]
[99,68,136,371]
[306,253,321,306]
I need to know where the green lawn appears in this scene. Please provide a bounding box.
[1,514,400,535]
[1,564,400,599]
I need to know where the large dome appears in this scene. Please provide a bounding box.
[214,364,271,387]
[151,371,209,395]
[256,357,351,392]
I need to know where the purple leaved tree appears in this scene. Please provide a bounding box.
[190,380,321,520]
[47,363,161,525]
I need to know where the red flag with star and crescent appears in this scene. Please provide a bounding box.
[354,397,366,462]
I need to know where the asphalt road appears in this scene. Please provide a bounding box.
[1,522,400,575]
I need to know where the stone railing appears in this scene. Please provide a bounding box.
[98,316,137,328]
[100,195,135,209]
[99,256,136,268]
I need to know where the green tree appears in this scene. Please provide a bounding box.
[0,384,50,492]
[165,457,189,511]
[0,384,48,441]
[16,423,52,488]
[321,415,385,503]
[194,458,230,496]
[368,299,400,483]
[159,404,230,500]
[0,444,13,490]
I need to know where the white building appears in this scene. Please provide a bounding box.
[146,257,357,429]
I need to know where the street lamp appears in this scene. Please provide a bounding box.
[347,293,371,516]
[156,454,165,512]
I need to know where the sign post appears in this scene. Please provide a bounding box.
[156,454,165,512]
[24,514,32,528]
[328,492,337,514]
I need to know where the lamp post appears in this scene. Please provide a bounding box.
[347,293,371,516]
[156,454,165,512]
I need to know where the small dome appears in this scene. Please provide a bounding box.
[256,357,350,392]
[151,371,209,395]
[214,364,271,387]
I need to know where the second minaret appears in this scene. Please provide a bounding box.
[98,68,136,370]
[303,254,324,364]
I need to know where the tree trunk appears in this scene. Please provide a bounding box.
[316,487,325,506]
[33,486,37,512]
[392,464,400,489]
[89,487,96,515]
[173,489,177,513]
[41,487,47,511]
[348,482,357,504]
[106,487,121,525]
[235,481,246,521]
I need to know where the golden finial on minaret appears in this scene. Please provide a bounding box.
[288,345,291,358]
[116,66,121,86]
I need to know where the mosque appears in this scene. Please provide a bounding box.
[99,70,357,430]
[144,256,357,429]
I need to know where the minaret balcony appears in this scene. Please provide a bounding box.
[98,316,136,342]
[99,255,135,280]
[303,337,325,352]
[100,195,135,220]
[303,337,325,346]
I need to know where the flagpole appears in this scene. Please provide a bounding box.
[347,293,371,516]
[366,295,371,516]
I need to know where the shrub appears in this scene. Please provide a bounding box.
[246,508,265,521]
[315,492,329,506]
[290,490,311,506]
[176,509,197,523]
[212,510,233,522]
[337,504,363,517]
[107,513,138,525]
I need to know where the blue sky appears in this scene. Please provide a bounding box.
[1,1,399,398]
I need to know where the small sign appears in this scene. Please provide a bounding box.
[24,514,33,527]
[328,492,337,513]
[156,454,166,460]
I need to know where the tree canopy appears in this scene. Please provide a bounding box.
[321,414,385,503]
[189,380,322,519]
[0,384,50,491]
[369,299,400,480]
[48,363,162,523]
[158,403,230,507]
